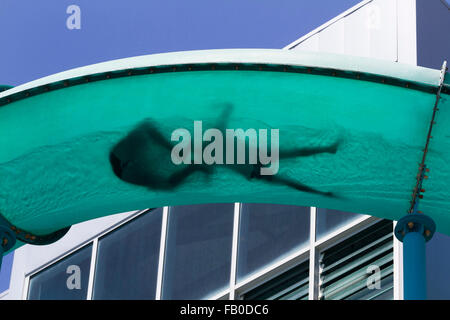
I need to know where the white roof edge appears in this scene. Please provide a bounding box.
[282,0,373,50]
[0,48,441,99]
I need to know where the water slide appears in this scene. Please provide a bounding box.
[0,49,449,253]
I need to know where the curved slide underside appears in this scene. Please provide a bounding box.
[0,49,449,253]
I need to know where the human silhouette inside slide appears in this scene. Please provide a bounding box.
[109,104,340,196]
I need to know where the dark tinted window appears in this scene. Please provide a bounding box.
[163,204,234,299]
[93,209,162,299]
[28,244,92,300]
[238,204,310,281]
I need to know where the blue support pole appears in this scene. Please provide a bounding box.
[395,214,435,300]
[395,61,446,299]
[403,229,426,299]
[393,61,447,298]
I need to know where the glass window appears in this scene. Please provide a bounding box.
[93,209,162,299]
[237,204,310,281]
[316,208,364,240]
[162,203,234,299]
[28,244,92,300]
[319,220,393,300]
[243,260,309,300]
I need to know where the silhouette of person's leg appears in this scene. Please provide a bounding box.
[255,173,334,197]
[279,140,339,159]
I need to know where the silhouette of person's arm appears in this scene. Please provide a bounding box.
[139,120,174,150]
[168,165,211,188]
[215,103,234,133]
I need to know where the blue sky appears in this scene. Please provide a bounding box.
[0,0,360,85]
[0,252,13,292]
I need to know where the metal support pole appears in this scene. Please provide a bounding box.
[394,214,435,300]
